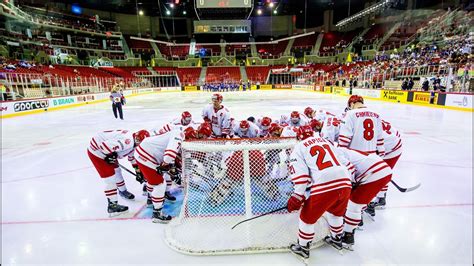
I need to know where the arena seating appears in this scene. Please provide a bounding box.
[319,30,359,54]
[246,66,272,83]
[256,41,289,58]
[157,44,190,59]
[206,67,241,83]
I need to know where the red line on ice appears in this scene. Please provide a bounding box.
[2,166,93,184]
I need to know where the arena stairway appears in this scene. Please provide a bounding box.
[313,33,324,54]
[240,66,248,82]
[375,22,401,50]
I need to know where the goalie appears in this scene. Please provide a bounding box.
[208,146,286,206]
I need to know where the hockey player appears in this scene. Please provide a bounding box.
[320,116,343,143]
[280,111,308,127]
[255,117,273,137]
[88,129,150,216]
[233,120,260,138]
[202,93,231,138]
[287,126,352,260]
[339,95,385,156]
[335,147,392,248]
[267,123,298,138]
[152,111,194,135]
[369,119,403,209]
[304,107,335,123]
[134,128,188,223]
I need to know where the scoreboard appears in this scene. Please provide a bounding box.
[196,0,252,8]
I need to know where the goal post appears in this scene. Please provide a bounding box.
[164,138,328,255]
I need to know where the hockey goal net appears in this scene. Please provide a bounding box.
[164,138,328,255]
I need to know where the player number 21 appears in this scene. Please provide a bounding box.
[309,144,340,171]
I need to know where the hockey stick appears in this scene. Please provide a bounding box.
[231,206,287,230]
[390,180,420,193]
[118,164,137,176]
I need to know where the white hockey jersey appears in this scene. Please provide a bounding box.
[289,134,352,197]
[281,126,299,138]
[152,117,197,136]
[320,116,342,143]
[338,107,385,156]
[280,114,309,127]
[255,117,273,137]
[336,147,392,185]
[314,109,335,122]
[134,129,183,169]
[202,104,231,137]
[88,129,136,164]
[233,121,260,138]
[381,120,403,159]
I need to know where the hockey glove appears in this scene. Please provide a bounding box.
[104,152,118,165]
[156,162,171,175]
[168,167,182,185]
[133,165,145,184]
[287,193,304,212]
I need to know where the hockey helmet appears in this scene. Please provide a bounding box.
[297,125,314,141]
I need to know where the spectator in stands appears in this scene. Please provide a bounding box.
[1,83,7,101]
[401,78,408,90]
[408,78,414,90]
[421,77,429,91]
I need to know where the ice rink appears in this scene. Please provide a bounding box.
[1,90,472,265]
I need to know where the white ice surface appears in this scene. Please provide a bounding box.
[1,90,472,265]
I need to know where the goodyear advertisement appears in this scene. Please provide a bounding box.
[381,90,408,103]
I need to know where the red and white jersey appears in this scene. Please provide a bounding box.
[320,116,342,143]
[280,114,308,127]
[288,135,352,197]
[152,117,196,136]
[88,129,136,164]
[233,122,260,138]
[134,129,183,169]
[255,117,273,137]
[336,148,392,185]
[314,109,336,122]
[338,107,385,156]
[381,120,403,159]
[281,126,299,138]
[202,104,231,137]
[303,109,335,122]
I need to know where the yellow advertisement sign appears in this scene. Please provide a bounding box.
[259,84,273,90]
[381,90,408,103]
[332,87,349,96]
[184,86,198,91]
[413,92,437,104]
[324,86,332,93]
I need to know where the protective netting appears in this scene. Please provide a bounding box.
[164,138,329,255]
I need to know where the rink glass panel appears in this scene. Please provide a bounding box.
[164,138,329,255]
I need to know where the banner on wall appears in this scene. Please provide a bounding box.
[381,90,408,103]
[445,93,472,109]
[352,88,382,99]
[184,86,198,91]
[274,84,292,89]
[52,97,75,107]
[413,92,437,104]
[292,84,313,91]
[259,84,273,90]
[324,86,332,93]
[332,87,350,96]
